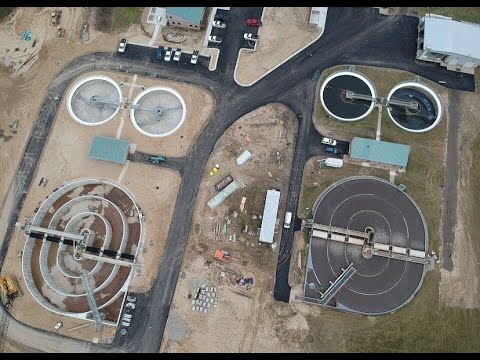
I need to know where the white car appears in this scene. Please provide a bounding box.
[164,47,173,62]
[54,322,63,330]
[118,39,127,53]
[212,20,226,29]
[173,49,181,62]
[244,33,259,42]
[208,35,222,44]
[122,321,131,327]
[126,295,137,303]
[191,50,199,65]
[321,137,337,146]
[125,302,136,310]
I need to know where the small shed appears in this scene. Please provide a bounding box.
[88,136,130,165]
[236,150,252,166]
[349,137,410,169]
[259,190,281,244]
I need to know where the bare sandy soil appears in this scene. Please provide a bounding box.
[158,103,336,353]
[439,89,480,309]
[235,8,323,86]
[0,69,188,342]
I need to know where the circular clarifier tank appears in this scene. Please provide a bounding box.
[386,82,442,133]
[320,71,377,121]
[130,87,187,138]
[67,76,122,126]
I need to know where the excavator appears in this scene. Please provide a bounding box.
[0,275,19,309]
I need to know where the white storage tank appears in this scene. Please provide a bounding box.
[324,157,344,168]
[236,150,252,166]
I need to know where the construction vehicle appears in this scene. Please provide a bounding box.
[214,249,231,262]
[0,275,19,308]
[57,27,65,38]
[51,10,62,26]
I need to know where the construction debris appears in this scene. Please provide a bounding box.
[240,196,247,212]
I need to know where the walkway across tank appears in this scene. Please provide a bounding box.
[304,176,429,315]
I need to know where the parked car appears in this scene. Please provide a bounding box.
[123,314,132,320]
[126,295,137,303]
[325,147,338,155]
[311,69,321,81]
[244,33,259,41]
[164,47,173,62]
[155,46,164,62]
[214,14,230,22]
[118,39,127,53]
[208,35,222,44]
[321,137,337,146]
[125,302,136,309]
[191,50,199,65]
[122,316,131,323]
[173,49,181,62]
[246,18,262,27]
[121,321,130,327]
[212,20,226,28]
[54,322,63,330]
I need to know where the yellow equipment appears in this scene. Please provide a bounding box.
[0,275,19,307]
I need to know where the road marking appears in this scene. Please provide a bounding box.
[117,160,130,183]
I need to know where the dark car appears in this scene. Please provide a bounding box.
[325,146,338,155]
[155,46,164,62]
[311,69,321,81]
[215,13,230,23]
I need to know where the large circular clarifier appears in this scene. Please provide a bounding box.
[386,82,442,133]
[320,71,377,121]
[130,87,187,138]
[67,76,122,126]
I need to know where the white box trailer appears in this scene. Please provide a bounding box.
[312,229,328,239]
[409,249,426,258]
[324,158,343,168]
[236,150,252,166]
[373,243,390,251]
[330,233,346,242]
[392,246,408,255]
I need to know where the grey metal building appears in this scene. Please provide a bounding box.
[416,14,480,74]
[165,7,206,30]
[259,189,281,244]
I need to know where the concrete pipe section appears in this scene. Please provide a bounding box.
[386,81,443,133]
[21,178,143,324]
[320,71,377,121]
[67,76,122,126]
[305,176,428,315]
[130,86,187,138]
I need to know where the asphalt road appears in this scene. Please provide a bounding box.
[0,7,475,353]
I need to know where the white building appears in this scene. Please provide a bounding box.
[309,7,328,28]
[259,190,281,244]
[416,14,480,74]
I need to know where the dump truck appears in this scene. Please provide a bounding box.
[0,275,19,307]
[51,10,62,25]
[215,174,234,192]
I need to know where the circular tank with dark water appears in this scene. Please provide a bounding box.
[320,71,377,121]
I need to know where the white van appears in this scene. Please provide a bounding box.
[284,211,292,229]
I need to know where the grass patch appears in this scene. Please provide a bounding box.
[0,7,15,22]
[301,65,480,352]
[411,7,480,24]
[112,7,143,31]
[466,134,480,272]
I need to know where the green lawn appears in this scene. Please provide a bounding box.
[301,65,480,352]
[112,7,144,31]
[411,7,480,24]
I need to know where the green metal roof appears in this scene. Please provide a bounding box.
[88,136,129,165]
[166,7,205,25]
[350,137,410,168]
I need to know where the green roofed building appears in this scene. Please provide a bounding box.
[349,137,410,170]
[88,136,130,165]
[166,7,206,30]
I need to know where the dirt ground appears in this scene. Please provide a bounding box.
[439,87,480,309]
[160,103,328,352]
[235,8,323,86]
[0,68,189,342]
[0,7,154,254]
